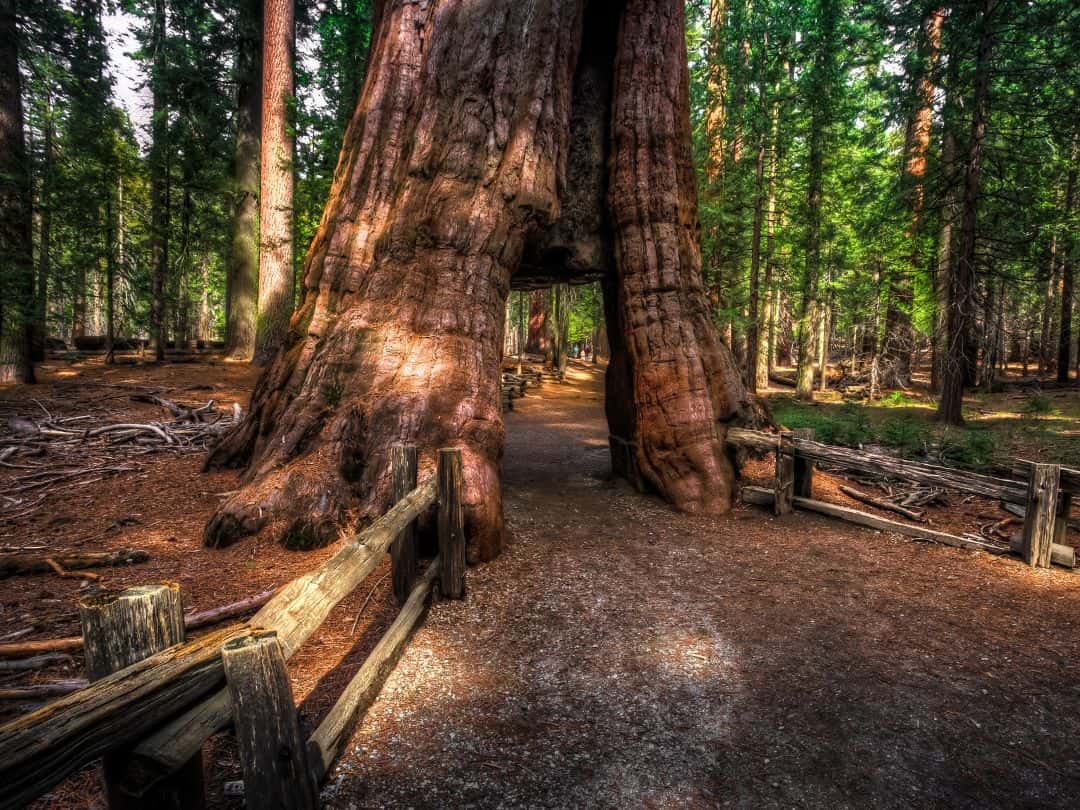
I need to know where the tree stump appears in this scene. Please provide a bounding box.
[79,583,205,810]
[221,630,318,810]
[437,448,466,599]
[1020,462,1060,568]
[390,445,418,606]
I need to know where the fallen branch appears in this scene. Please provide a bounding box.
[0,549,149,578]
[838,484,926,522]
[0,680,87,702]
[182,588,277,632]
[0,653,74,672]
[0,588,279,659]
[44,558,101,581]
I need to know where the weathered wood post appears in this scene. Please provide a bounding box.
[390,445,419,606]
[1020,462,1060,568]
[79,583,205,810]
[774,431,795,515]
[437,448,466,599]
[792,428,816,498]
[221,630,318,810]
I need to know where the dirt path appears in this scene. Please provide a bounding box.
[3,358,1079,808]
[326,361,1080,808]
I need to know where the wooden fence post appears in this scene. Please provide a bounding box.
[221,630,318,810]
[437,448,466,599]
[1021,462,1060,568]
[390,445,418,606]
[775,431,795,515]
[79,583,205,810]
[792,428,815,498]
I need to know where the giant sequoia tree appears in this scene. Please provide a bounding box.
[204,0,761,558]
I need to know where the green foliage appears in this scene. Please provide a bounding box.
[936,429,996,470]
[1021,394,1054,418]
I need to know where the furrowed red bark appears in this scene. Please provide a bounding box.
[206,0,588,559]
[604,0,762,514]
[205,0,764,556]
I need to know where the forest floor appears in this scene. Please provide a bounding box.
[2,355,1080,808]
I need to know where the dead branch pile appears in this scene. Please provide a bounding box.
[0,396,242,517]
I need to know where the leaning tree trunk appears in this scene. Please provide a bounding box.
[205,0,761,558]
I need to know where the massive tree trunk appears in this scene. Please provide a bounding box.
[253,0,295,365]
[0,0,36,384]
[225,0,262,360]
[205,0,761,558]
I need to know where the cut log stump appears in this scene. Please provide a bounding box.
[79,583,205,810]
[221,631,318,810]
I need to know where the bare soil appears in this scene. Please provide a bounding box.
[2,356,1080,808]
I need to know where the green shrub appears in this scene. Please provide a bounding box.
[877,417,932,457]
[937,428,996,470]
[1022,394,1054,419]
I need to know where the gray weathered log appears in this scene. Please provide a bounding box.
[120,478,437,796]
[727,427,1028,503]
[79,583,205,810]
[437,449,466,599]
[0,623,249,809]
[1009,535,1075,568]
[222,631,318,810]
[308,560,439,782]
[838,485,926,522]
[742,486,1006,555]
[390,445,418,606]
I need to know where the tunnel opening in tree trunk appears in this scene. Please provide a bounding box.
[202,0,766,562]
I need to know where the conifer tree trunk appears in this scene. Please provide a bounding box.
[939,0,995,425]
[882,7,944,387]
[1057,142,1077,383]
[226,0,262,359]
[253,0,295,365]
[204,0,760,556]
[33,88,55,362]
[0,0,36,383]
[525,289,547,354]
[149,0,169,361]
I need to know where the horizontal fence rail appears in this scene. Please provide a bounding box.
[727,427,1077,570]
[0,445,467,810]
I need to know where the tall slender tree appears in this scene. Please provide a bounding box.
[0,0,35,383]
[226,0,262,359]
[253,0,295,365]
[939,0,996,425]
[148,0,169,361]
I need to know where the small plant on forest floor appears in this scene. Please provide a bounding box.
[881,391,919,407]
[1021,394,1054,419]
[936,428,997,470]
[877,417,933,457]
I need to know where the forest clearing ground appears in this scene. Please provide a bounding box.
[1,356,1080,808]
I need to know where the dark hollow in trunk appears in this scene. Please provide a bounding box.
[204,0,764,560]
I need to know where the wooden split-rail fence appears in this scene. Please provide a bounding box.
[727,427,1077,570]
[0,446,468,810]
